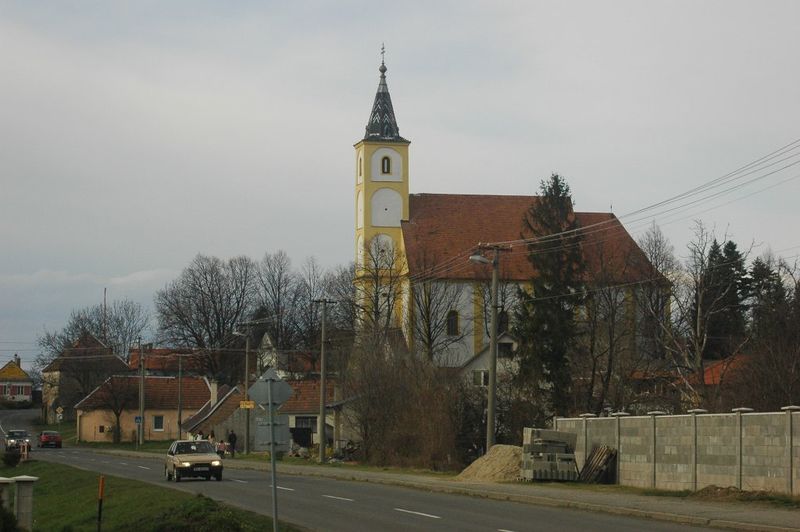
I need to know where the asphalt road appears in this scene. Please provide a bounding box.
[4,409,711,531]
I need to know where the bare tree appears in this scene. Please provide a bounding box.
[293,256,326,350]
[407,250,470,362]
[36,299,149,366]
[353,237,406,342]
[645,222,749,410]
[155,254,256,348]
[77,376,139,443]
[253,250,299,350]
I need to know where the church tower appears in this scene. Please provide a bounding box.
[354,57,410,271]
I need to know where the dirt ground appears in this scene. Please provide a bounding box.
[456,444,522,482]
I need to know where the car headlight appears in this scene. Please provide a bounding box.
[180,462,191,467]
[211,460,221,466]
[8,440,15,444]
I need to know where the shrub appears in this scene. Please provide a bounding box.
[2,451,21,468]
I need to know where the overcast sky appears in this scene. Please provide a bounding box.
[2,1,799,368]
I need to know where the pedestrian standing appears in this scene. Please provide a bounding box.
[228,429,238,459]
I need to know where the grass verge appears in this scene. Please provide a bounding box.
[520,480,800,509]
[0,460,303,531]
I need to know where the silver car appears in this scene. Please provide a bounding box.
[164,440,223,482]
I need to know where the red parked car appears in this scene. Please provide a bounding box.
[38,431,62,448]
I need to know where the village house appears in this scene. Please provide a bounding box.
[74,375,210,442]
[0,354,33,404]
[41,332,129,424]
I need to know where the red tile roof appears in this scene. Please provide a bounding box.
[128,348,205,372]
[401,194,656,282]
[278,378,336,415]
[43,332,127,373]
[75,375,210,411]
[700,354,752,386]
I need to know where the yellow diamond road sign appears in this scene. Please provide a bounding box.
[240,400,255,409]
[56,406,64,414]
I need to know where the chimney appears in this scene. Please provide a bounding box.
[13,354,20,367]
[209,380,218,406]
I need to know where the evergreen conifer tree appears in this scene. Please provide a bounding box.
[513,174,585,416]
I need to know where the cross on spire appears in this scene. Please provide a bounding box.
[380,43,385,65]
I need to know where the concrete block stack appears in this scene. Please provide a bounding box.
[520,428,579,481]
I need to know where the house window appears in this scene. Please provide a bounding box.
[498,343,513,359]
[472,370,489,387]
[153,415,164,432]
[498,310,509,334]
[295,416,317,433]
[381,156,391,174]
[447,310,459,336]
[98,425,105,433]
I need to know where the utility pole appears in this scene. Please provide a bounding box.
[234,317,272,454]
[138,337,144,446]
[313,299,334,463]
[244,334,250,454]
[177,354,183,438]
[469,245,509,452]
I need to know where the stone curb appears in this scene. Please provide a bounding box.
[87,448,800,532]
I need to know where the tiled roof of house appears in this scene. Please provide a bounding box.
[182,385,243,434]
[0,361,32,382]
[401,194,656,282]
[128,348,204,372]
[278,378,336,415]
[42,332,128,373]
[75,375,210,411]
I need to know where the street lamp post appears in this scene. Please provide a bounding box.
[469,246,505,452]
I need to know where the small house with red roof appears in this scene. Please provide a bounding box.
[0,355,33,404]
[75,375,211,442]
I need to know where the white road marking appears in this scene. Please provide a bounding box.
[394,508,441,519]
[137,465,150,470]
[498,529,517,532]
[269,485,295,491]
[120,462,128,466]
[322,495,354,502]
[231,479,248,483]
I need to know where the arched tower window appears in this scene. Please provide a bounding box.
[447,310,460,336]
[498,310,509,334]
[381,156,391,174]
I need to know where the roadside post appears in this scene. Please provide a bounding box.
[249,369,292,532]
[97,475,105,532]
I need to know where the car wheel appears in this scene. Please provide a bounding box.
[174,470,181,482]
[205,474,211,481]
[57,443,62,448]
[215,472,222,481]
[165,467,172,481]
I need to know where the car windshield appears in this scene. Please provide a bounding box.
[42,431,59,436]
[175,441,214,454]
[8,431,28,438]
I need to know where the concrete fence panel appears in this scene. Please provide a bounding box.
[655,415,693,491]
[618,416,652,489]
[556,407,800,495]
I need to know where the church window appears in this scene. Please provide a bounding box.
[447,310,459,336]
[381,156,391,174]
[498,310,509,334]
[472,370,489,387]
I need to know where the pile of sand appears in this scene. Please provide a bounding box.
[456,444,522,482]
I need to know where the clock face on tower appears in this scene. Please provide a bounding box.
[371,188,402,227]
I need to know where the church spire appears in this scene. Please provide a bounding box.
[364,48,406,142]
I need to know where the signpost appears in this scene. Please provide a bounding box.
[251,369,292,532]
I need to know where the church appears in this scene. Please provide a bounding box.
[352,59,656,386]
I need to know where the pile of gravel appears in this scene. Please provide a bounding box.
[456,444,522,482]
